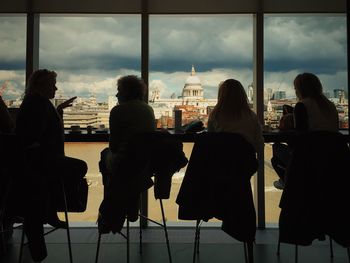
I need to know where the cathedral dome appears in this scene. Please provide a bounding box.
[184,65,202,89]
[182,65,204,99]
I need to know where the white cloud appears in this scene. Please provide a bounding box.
[149,79,167,94]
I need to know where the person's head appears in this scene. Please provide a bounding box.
[211,78,251,120]
[116,75,146,103]
[294,72,323,101]
[26,69,57,99]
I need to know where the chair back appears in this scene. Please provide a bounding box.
[279,131,350,247]
[0,133,25,216]
[176,132,258,242]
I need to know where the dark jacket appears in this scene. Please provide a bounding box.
[16,94,64,168]
[176,132,258,242]
[98,131,188,234]
[279,131,350,247]
[13,94,85,262]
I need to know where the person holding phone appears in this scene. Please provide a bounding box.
[16,69,87,262]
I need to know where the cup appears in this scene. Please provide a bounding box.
[87,125,93,134]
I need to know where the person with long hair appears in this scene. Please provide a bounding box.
[293,72,338,132]
[272,73,338,190]
[16,69,87,262]
[208,78,264,152]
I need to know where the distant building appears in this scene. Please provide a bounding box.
[333,88,347,104]
[148,65,217,125]
[247,83,254,103]
[272,90,286,100]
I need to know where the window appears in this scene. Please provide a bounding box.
[0,15,26,107]
[148,14,254,222]
[264,14,347,129]
[40,14,141,222]
[40,14,141,130]
[264,14,347,225]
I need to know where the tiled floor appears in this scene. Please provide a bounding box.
[1,227,349,263]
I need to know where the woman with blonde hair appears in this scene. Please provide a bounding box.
[208,78,263,152]
[293,72,338,132]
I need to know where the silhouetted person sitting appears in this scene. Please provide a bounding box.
[278,75,348,247]
[0,95,14,134]
[177,79,260,247]
[98,75,156,232]
[104,75,156,185]
[208,78,264,153]
[15,69,87,262]
[272,73,338,190]
[293,72,338,133]
[0,94,15,244]
[98,75,188,234]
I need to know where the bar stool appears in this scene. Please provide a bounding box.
[95,196,172,263]
[18,178,73,263]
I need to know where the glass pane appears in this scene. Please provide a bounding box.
[264,14,347,225]
[149,14,254,222]
[264,14,347,129]
[0,15,26,108]
[40,15,141,223]
[40,14,141,130]
[63,142,107,223]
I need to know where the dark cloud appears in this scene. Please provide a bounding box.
[0,61,25,70]
[0,14,347,101]
[41,54,141,72]
[264,58,346,75]
[264,15,347,74]
[150,59,252,73]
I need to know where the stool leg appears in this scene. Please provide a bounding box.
[243,242,248,263]
[139,212,142,255]
[192,220,200,263]
[18,226,25,263]
[277,238,281,255]
[95,233,101,263]
[127,218,130,263]
[0,222,5,254]
[247,242,254,263]
[61,180,73,263]
[196,223,200,254]
[160,199,172,263]
[329,236,334,258]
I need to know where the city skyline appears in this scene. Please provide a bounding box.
[0,14,347,103]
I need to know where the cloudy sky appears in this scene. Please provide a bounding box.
[0,14,347,102]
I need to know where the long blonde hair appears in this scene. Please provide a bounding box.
[210,79,251,122]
